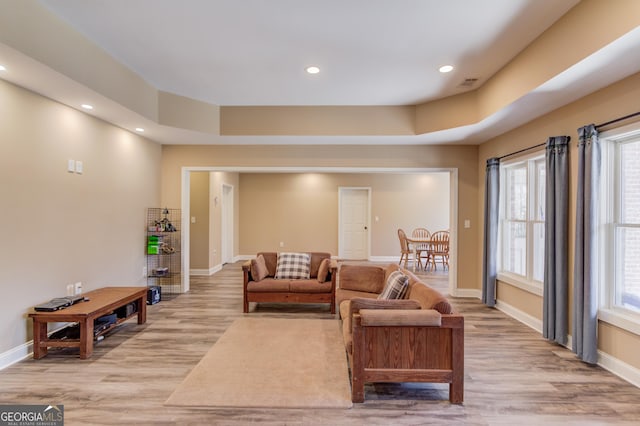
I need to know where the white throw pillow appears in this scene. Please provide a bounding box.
[275,252,311,279]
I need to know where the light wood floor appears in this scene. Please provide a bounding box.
[2,261,640,425]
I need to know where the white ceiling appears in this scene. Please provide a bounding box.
[2,0,639,145]
[38,0,579,106]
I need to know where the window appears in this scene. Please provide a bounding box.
[498,155,545,291]
[601,125,640,324]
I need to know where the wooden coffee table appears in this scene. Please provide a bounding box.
[29,287,147,359]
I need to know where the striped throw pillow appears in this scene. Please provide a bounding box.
[378,270,409,300]
[275,252,311,279]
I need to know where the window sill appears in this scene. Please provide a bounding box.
[598,308,640,336]
[497,272,543,297]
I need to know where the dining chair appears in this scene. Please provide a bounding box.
[397,228,414,268]
[429,230,450,270]
[411,228,431,270]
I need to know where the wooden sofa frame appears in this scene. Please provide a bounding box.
[350,312,464,403]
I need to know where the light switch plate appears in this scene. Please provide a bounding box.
[75,161,83,174]
[67,159,75,173]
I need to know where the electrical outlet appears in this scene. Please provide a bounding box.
[66,284,74,296]
[279,241,284,247]
[143,266,148,277]
[74,282,83,295]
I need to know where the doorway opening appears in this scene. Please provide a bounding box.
[181,167,458,296]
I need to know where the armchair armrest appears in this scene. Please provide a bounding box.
[242,260,253,287]
[241,259,252,272]
[328,260,338,278]
[359,309,441,327]
[346,297,421,331]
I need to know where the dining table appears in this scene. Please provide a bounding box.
[405,236,432,272]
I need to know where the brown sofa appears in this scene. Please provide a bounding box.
[337,263,464,403]
[242,252,337,313]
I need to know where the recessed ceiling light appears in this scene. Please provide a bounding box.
[81,104,94,110]
[439,65,454,73]
[0,65,6,72]
[135,127,145,132]
[305,66,320,74]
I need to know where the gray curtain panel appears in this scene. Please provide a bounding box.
[482,157,500,307]
[573,124,600,364]
[543,136,570,345]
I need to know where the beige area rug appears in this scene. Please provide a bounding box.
[165,318,353,409]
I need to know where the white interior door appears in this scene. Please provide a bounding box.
[339,187,370,259]
[221,184,234,264]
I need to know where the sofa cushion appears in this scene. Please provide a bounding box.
[275,252,311,279]
[317,258,331,283]
[340,302,354,354]
[309,253,331,278]
[335,288,379,308]
[250,254,269,282]
[246,279,290,293]
[338,264,385,294]
[289,280,332,293]
[384,262,401,280]
[406,279,454,314]
[339,299,351,321]
[378,270,409,300]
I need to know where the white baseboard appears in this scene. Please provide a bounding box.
[495,300,640,388]
[452,288,481,298]
[238,254,401,263]
[0,341,32,371]
[191,263,227,276]
[1,322,75,371]
[368,256,400,262]
[495,300,543,334]
[598,350,640,388]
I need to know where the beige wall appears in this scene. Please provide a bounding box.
[237,172,449,255]
[478,71,640,370]
[160,144,479,289]
[0,79,161,354]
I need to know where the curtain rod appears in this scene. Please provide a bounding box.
[595,111,640,129]
[498,142,546,161]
